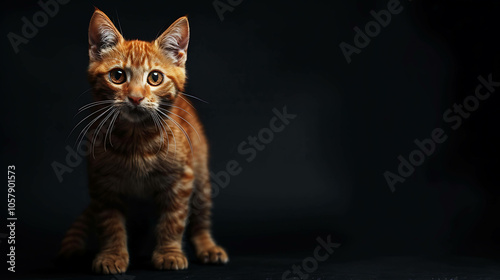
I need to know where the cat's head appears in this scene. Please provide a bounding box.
[87,9,189,123]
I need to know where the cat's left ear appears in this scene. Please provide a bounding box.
[155,16,190,67]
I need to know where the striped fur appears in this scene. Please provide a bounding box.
[58,9,228,274]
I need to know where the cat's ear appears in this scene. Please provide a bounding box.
[88,8,123,61]
[155,16,190,67]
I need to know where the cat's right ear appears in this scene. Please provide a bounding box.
[88,8,123,61]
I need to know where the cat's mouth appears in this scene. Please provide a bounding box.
[121,105,151,123]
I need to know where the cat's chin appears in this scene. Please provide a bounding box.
[121,108,151,123]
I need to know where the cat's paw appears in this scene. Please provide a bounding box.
[92,251,129,274]
[197,246,229,264]
[152,250,188,270]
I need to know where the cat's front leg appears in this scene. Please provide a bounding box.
[91,198,129,274]
[152,168,194,270]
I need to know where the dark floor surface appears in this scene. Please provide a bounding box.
[5,255,500,280]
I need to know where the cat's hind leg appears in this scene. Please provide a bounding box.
[58,205,93,259]
[188,176,229,264]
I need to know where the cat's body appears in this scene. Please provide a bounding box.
[58,9,228,274]
[87,95,203,199]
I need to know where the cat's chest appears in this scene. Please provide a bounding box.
[117,172,174,197]
[90,150,182,196]
[109,151,166,173]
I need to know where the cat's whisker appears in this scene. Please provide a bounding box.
[114,9,124,36]
[158,103,193,117]
[155,22,169,40]
[150,113,161,152]
[178,95,196,111]
[78,100,115,111]
[104,110,120,151]
[162,118,171,156]
[77,100,115,114]
[68,105,113,140]
[150,112,164,155]
[71,88,92,103]
[108,110,121,148]
[157,114,168,154]
[92,108,117,158]
[153,111,171,155]
[159,108,201,142]
[156,109,193,157]
[155,110,178,157]
[75,118,99,151]
[180,92,208,104]
[75,106,115,151]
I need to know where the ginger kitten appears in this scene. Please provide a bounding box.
[58,9,228,274]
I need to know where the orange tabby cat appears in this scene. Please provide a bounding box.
[58,8,228,274]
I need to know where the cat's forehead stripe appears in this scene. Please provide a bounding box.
[123,41,157,69]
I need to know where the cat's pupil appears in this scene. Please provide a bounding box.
[152,73,158,82]
[114,70,123,80]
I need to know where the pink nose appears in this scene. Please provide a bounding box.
[128,96,144,105]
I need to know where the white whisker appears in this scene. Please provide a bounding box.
[108,110,120,148]
[75,106,115,151]
[158,102,193,117]
[178,95,196,111]
[72,88,92,103]
[150,112,164,154]
[180,92,208,104]
[104,110,120,151]
[78,100,115,113]
[68,105,112,140]
[156,108,193,156]
[91,108,117,158]
[154,111,172,155]
[156,110,178,157]
[158,108,201,142]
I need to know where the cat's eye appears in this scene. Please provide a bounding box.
[109,68,126,84]
[147,71,164,86]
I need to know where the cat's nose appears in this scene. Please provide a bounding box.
[128,96,144,105]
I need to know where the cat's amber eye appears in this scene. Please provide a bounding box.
[109,69,126,84]
[147,71,164,86]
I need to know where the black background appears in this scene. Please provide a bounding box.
[1,0,500,279]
